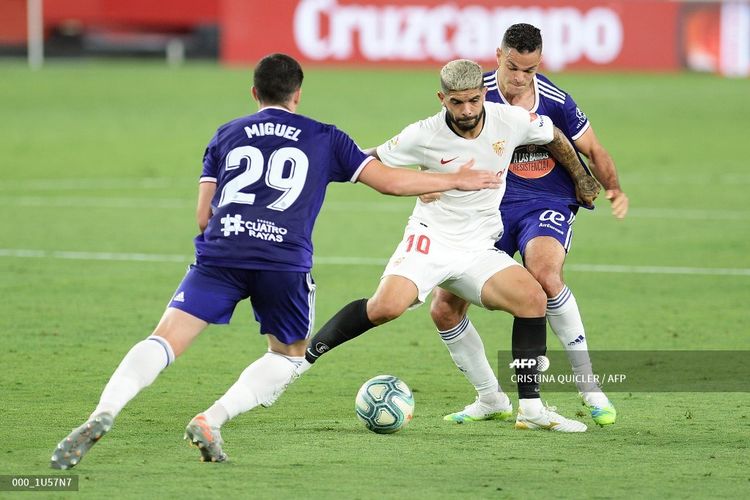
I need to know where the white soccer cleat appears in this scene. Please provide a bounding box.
[50,412,114,469]
[444,394,513,423]
[515,405,587,432]
[184,415,228,463]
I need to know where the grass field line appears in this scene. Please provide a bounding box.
[0,178,191,191]
[9,196,191,209]
[1,248,749,276]
[5,196,749,221]
[622,172,750,185]
[4,173,750,191]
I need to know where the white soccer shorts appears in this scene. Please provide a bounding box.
[382,220,520,308]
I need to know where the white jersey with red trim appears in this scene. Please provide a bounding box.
[376,102,553,249]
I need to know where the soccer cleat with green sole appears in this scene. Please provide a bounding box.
[583,399,617,426]
[443,396,513,424]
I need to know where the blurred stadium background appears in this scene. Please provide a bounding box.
[1,1,749,498]
[1,0,749,75]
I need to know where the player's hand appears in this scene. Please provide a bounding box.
[575,175,601,207]
[606,189,629,219]
[453,159,502,191]
[419,192,441,203]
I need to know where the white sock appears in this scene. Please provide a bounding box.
[546,286,601,396]
[438,316,504,405]
[202,402,230,428]
[215,351,303,422]
[519,398,544,415]
[295,358,312,377]
[91,336,175,419]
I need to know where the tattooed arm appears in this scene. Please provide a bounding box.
[546,126,601,206]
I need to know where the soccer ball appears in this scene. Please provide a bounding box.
[355,375,415,434]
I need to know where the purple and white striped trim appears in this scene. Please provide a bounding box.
[438,315,470,343]
[305,273,316,340]
[147,335,175,368]
[547,286,572,311]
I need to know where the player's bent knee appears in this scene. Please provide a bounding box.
[429,298,463,330]
[533,272,565,298]
[525,286,548,316]
[505,284,547,318]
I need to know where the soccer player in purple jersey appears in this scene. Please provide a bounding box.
[49,53,500,469]
[430,24,629,426]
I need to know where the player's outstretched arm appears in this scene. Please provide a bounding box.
[574,127,629,219]
[546,127,601,206]
[357,159,500,196]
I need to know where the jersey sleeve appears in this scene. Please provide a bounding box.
[329,126,374,183]
[200,131,220,183]
[509,105,554,145]
[376,122,425,168]
[563,94,590,141]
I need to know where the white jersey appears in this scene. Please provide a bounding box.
[377,102,554,249]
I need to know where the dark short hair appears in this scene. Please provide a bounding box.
[501,23,543,53]
[253,53,304,105]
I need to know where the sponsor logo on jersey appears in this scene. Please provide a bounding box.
[440,156,458,165]
[219,214,288,242]
[575,107,588,127]
[492,140,506,156]
[539,210,566,226]
[173,291,185,303]
[386,136,399,150]
[509,145,555,179]
[538,210,566,235]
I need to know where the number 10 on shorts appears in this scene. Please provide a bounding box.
[405,234,430,254]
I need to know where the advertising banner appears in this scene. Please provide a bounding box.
[222,0,680,70]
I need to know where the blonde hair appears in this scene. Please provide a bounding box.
[440,59,483,93]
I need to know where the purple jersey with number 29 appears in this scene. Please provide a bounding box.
[195,107,372,272]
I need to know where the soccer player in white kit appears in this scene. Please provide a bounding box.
[433,24,627,427]
[298,59,599,432]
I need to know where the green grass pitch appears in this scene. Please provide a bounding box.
[1,61,749,498]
